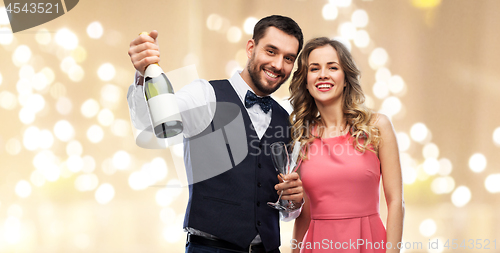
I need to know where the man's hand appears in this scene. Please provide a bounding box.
[128,30,160,77]
[275,172,303,207]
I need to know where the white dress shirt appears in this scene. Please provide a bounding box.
[127,70,301,244]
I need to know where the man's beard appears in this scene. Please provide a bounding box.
[247,57,288,96]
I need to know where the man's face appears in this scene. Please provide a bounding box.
[246,27,299,96]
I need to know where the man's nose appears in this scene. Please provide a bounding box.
[271,57,284,71]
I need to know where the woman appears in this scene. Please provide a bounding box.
[289,37,404,252]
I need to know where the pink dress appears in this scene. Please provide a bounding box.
[299,132,386,252]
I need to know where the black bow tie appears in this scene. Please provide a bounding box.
[244,90,272,113]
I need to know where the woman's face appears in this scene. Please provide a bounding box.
[306,45,346,107]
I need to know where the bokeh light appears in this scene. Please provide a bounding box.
[67,155,84,173]
[397,132,411,152]
[19,107,36,124]
[373,81,389,99]
[419,219,437,237]
[19,65,35,80]
[206,14,223,31]
[55,28,79,50]
[369,48,389,69]
[431,176,455,194]
[87,21,104,39]
[380,96,402,116]
[353,30,370,48]
[75,174,99,192]
[410,123,428,143]
[451,186,471,207]
[53,120,75,142]
[375,68,391,82]
[156,188,174,207]
[61,56,77,73]
[226,26,242,43]
[243,17,258,35]
[110,119,130,137]
[23,126,40,151]
[423,158,439,175]
[484,174,500,193]
[38,130,54,149]
[338,22,357,40]
[25,93,46,113]
[0,91,18,110]
[4,216,21,243]
[438,158,452,176]
[81,99,100,118]
[422,143,439,159]
[351,9,369,27]
[388,75,405,94]
[95,183,115,204]
[0,6,9,24]
[97,109,115,126]
[492,127,500,146]
[87,125,104,143]
[468,153,487,173]
[68,64,85,82]
[97,63,116,81]
[128,170,150,190]
[13,45,32,66]
[15,180,32,198]
[100,84,122,109]
[112,150,131,170]
[0,27,14,45]
[322,3,338,20]
[56,97,73,115]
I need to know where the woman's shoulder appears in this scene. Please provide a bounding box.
[370,113,394,134]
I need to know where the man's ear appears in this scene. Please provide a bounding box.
[246,39,255,59]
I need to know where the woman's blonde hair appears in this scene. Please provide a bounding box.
[289,37,380,158]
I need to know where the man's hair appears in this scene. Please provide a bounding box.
[252,15,304,55]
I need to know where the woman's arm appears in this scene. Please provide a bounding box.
[292,193,311,253]
[375,114,405,253]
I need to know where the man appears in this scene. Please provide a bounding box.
[127,15,304,253]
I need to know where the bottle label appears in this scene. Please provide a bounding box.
[147,94,182,126]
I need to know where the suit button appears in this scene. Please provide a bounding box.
[256,201,260,207]
[257,221,261,226]
[257,182,261,187]
[258,163,262,168]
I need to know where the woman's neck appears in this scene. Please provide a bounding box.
[316,100,348,137]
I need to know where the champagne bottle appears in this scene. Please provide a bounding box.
[143,63,183,138]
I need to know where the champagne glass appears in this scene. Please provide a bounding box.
[267,142,290,211]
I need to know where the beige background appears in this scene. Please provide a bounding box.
[0,0,499,252]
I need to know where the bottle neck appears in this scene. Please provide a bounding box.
[144,63,163,78]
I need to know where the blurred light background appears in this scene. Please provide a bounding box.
[0,0,499,252]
